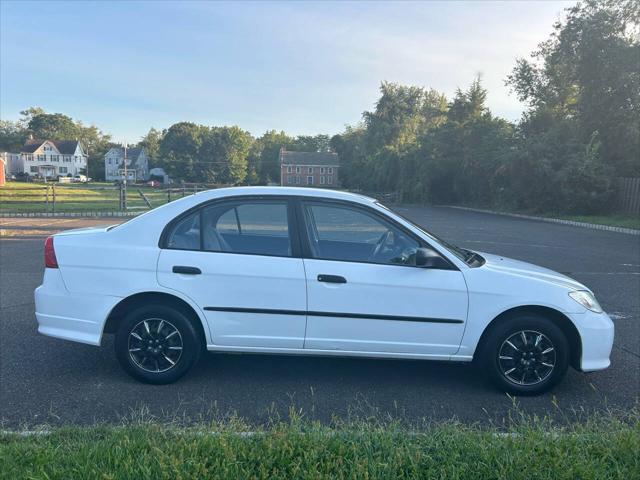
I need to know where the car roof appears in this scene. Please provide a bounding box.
[191,186,377,205]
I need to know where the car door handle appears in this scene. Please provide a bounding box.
[317,274,347,284]
[172,266,202,275]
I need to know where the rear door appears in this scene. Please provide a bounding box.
[299,200,468,357]
[157,197,307,349]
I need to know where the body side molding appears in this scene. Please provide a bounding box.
[203,306,464,324]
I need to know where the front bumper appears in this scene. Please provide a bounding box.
[568,309,615,372]
[35,269,120,346]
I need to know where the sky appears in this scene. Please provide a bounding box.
[1,1,572,142]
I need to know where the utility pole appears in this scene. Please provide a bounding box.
[120,142,128,211]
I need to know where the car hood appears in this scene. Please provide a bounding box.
[477,252,589,292]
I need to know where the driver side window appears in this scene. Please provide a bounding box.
[303,203,419,265]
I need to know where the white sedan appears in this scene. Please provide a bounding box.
[35,187,614,395]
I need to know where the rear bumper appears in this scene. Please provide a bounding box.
[35,269,120,346]
[569,310,615,372]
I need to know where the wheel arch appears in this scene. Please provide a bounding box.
[103,291,208,348]
[474,305,582,370]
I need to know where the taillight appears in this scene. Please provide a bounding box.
[44,236,58,268]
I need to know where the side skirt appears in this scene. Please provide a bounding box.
[206,344,474,362]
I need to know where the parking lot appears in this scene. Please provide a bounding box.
[0,207,638,428]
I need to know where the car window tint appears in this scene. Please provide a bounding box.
[236,204,289,237]
[216,208,239,234]
[202,202,291,256]
[304,203,419,265]
[166,212,200,250]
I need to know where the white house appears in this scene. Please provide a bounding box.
[104,147,149,182]
[18,140,88,178]
[0,152,21,175]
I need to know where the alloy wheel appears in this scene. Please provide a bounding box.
[498,330,556,386]
[127,318,183,373]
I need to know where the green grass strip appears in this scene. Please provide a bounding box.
[2,415,638,480]
[551,214,640,230]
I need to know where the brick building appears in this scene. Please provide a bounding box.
[279,148,339,188]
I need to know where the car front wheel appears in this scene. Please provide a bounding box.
[115,305,202,384]
[479,314,570,395]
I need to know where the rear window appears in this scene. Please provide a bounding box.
[165,212,200,250]
[164,200,292,257]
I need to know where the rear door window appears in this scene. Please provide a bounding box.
[202,201,292,257]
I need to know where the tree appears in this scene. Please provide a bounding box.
[19,107,45,125]
[254,130,294,183]
[137,128,163,167]
[507,0,640,176]
[199,126,252,184]
[27,113,79,140]
[447,78,487,123]
[330,126,366,189]
[0,107,112,180]
[291,134,331,152]
[0,120,27,152]
[158,122,206,182]
[158,122,252,184]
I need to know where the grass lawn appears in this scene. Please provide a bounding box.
[551,214,640,230]
[0,181,173,213]
[1,414,638,479]
[455,203,639,231]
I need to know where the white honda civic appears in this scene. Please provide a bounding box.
[35,187,614,395]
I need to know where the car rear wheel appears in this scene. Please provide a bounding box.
[115,305,202,384]
[478,314,570,395]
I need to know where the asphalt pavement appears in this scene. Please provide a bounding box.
[0,208,638,428]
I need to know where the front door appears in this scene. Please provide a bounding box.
[41,166,55,178]
[157,198,307,349]
[299,201,468,357]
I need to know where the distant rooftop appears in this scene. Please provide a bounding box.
[280,150,339,166]
[21,140,82,155]
[107,147,144,158]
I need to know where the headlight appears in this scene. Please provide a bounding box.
[569,290,603,313]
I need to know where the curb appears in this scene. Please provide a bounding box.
[0,211,141,218]
[444,206,640,236]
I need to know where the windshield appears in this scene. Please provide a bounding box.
[375,202,479,264]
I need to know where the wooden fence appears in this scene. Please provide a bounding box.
[0,182,230,214]
[617,177,640,215]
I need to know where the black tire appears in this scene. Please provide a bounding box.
[478,314,569,396]
[115,304,203,384]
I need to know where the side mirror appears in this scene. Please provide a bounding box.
[415,247,450,269]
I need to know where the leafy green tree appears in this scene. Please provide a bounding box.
[0,120,28,152]
[330,126,366,189]
[19,107,46,125]
[199,126,252,184]
[507,0,639,176]
[137,128,163,167]
[27,113,79,140]
[254,130,294,183]
[291,134,331,152]
[158,122,252,184]
[158,122,206,182]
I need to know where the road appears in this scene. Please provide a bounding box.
[0,208,638,427]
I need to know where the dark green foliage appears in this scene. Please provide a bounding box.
[158,122,253,184]
[0,120,28,152]
[136,127,162,167]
